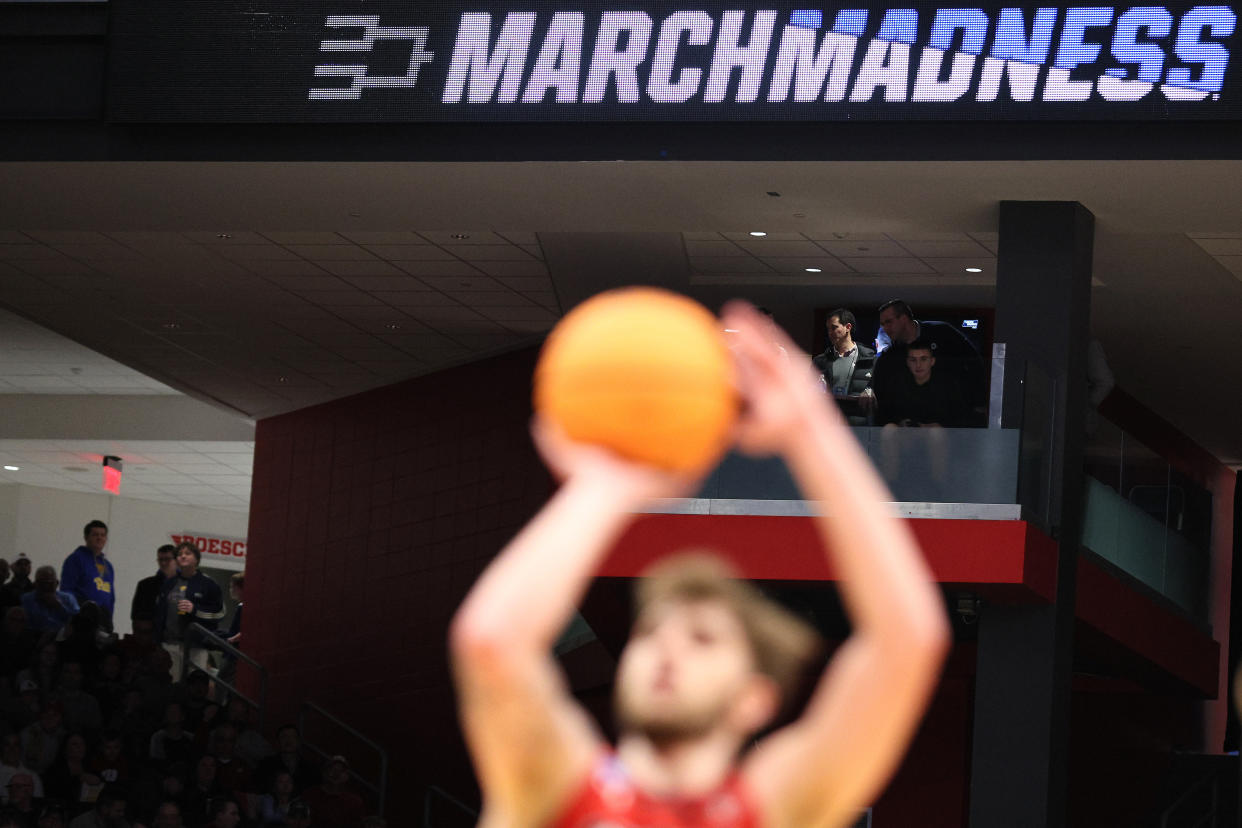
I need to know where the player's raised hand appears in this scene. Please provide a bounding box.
[722,301,845,457]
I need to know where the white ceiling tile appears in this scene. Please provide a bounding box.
[761,257,854,273]
[418,276,503,292]
[476,306,557,323]
[522,291,560,309]
[884,231,974,242]
[306,291,385,307]
[494,276,553,292]
[441,245,535,262]
[54,243,143,261]
[417,231,508,245]
[1214,256,1242,278]
[896,240,993,258]
[519,245,544,259]
[338,231,425,245]
[691,258,774,273]
[240,259,330,276]
[216,245,301,262]
[498,231,539,245]
[840,258,936,274]
[24,232,112,245]
[801,231,890,241]
[368,245,454,261]
[288,245,375,261]
[339,275,427,292]
[11,258,100,276]
[370,291,459,307]
[317,260,405,277]
[267,276,345,291]
[720,232,804,241]
[0,232,33,244]
[445,291,530,307]
[260,232,347,245]
[182,231,268,244]
[817,240,911,257]
[684,240,747,257]
[920,258,997,275]
[394,260,483,276]
[473,260,548,277]
[736,240,827,257]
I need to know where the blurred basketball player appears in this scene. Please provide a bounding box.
[451,302,950,828]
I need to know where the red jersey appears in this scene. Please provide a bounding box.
[549,752,762,828]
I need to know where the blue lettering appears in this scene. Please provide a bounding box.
[1055,7,1116,71]
[1168,5,1236,92]
[992,8,1059,64]
[832,9,869,37]
[929,8,989,55]
[1111,7,1172,83]
[876,9,919,43]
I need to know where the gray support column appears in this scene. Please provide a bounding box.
[969,202,1094,828]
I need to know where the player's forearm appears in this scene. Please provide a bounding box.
[783,407,948,651]
[451,474,635,659]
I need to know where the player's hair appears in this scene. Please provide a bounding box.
[907,338,935,356]
[83,520,108,539]
[634,555,821,702]
[878,299,914,320]
[175,540,201,563]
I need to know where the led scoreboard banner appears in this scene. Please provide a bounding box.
[106,1,1240,121]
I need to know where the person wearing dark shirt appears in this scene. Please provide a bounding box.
[153,544,224,683]
[871,299,985,424]
[877,340,970,428]
[21,570,79,635]
[8,555,34,599]
[811,308,877,425]
[131,548,176,626]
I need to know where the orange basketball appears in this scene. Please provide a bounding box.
[534,287,739,474]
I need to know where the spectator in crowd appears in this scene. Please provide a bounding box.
[147,706,191,769]
[283,801,310,828]
[257,772,295,827]
[66,785,128,828]
[88,656,125,727]
[811,308,877,425]
[22,704,66,776]
[214,577,244,704]
[871,299,986,423]
[130,550,176,628]
[877,339,970,428]
[8,772,40,826]
[42,733,101,808]
[61,522,116,634]
[9,555,34,598]
[18,644,60,705]
[207,728,248,802]
[202,798,239,828]
[0,734,44,803]
[53,664,102,736]
[37,802,67,828]
[0,609,39,681]
[301,757,363,828]
[22,570,80,636]
[255,728,319,796]
[1,681,43,737]
[0,561,15,613]
[148,802,182,828]
[219,701,269,769]
[85,734,128,789]
[153,545,223,683]
[181,757,219,827]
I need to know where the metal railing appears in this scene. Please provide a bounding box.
[185,622,268,732]
[1161,771,1219,828]
[422,785,478,828]
[299,700,389,817]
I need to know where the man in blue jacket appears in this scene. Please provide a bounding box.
[61,520,115,632]
[154,541,225,681]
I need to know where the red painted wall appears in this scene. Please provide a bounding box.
[244,347,551,823]
[243,346,976,825]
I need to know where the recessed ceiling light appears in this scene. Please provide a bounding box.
[384,322,403,331]
[749,231,767,237]
[805,267,822,273]
[216,233,232,240]
[965,267,983,273]
[3,466,18,472]
[276,376,290,384]
[450,233,471,240]
[161,322,181,330]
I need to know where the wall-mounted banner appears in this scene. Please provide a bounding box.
[108,1,1238,121]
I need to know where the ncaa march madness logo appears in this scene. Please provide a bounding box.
[306,5,1238,109]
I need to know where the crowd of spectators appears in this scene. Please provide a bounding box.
[813,299,986,428]
[0,536,380,828]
